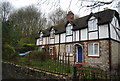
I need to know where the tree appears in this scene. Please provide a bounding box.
[48,9,79,26]
[48,9,66,26]
[9,5,46,44]
[0,1,12,22]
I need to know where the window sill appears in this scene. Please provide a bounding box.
[65,54,73,57]
[88,55,100,58]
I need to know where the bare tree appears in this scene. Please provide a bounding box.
[9,5,47,43]
[48,9,66,26]
[0,1,12,22]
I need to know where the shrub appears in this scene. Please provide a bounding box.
[15,43,36,53]
[23,43,36,50]
[30,50,46,61]
[3,44,18,61]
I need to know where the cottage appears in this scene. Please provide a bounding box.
[36,9,120,71]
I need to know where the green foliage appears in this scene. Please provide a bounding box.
[3,44,18,61]
[30,50,46,61]
[16,43,36,53]
[23,43,36,50]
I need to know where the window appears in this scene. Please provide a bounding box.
[66,24,72,35]
[88,17,97,31]
[88,42,99,56]
[66,45,72,55]
[39,32,43,40]
[50,28,55,38]
[49,46,53,55]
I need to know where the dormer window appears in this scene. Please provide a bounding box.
[39,32,43,40]
[88,16,98,31]
[66,23,72,35]
[50,28,55,38]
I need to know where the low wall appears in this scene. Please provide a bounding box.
[2,61,66,80]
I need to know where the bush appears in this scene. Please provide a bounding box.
[23,43,36,50]
[3,44,18,61]
[30,50,46,61]
[15,43,36,53]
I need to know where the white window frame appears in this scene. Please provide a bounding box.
[50,28,55,38]
[66,44,73,56]
[66,24,72,35]
[39,32,43,40]
[49,46,54,55]
[88,42,99,57]
[88,17,98,31]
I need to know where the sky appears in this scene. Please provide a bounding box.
[0,0,119,17]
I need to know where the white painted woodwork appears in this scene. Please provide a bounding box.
[60,33,65,43]
[81,29,87,40]
[76,30,79,41]
[89,32,98,40]
[55,35,59,43]
[99,25,109,39]
[66,36,72,42]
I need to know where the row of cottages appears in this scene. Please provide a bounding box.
[36,9,120,71]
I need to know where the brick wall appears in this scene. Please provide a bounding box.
[83,40,110,71]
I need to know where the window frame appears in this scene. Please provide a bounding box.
[88,42,99,57]
[88,17,98,31]
[49,46,54,55]
[66,44,73,56]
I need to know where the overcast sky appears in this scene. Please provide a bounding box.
[0,0,119,17]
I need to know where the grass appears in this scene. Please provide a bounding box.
[14,55,72,75]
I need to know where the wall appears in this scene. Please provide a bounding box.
[111,40,120,71]
[83,40,110,71]
[2,62,65,79]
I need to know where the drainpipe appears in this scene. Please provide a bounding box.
[108,23,111,71]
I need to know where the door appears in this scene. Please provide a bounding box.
[78,47,82,62]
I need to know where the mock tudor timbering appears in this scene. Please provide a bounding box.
[36,9,120,71]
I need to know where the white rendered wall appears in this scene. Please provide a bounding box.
[81,29,87,40]
[89,32,98,40]
[60,33,65,43]
[46,37,49,44]
[99,25,109,39]
[39,40,43,45]
[50,39,54,44]
[73,31,75,41]
[76,30,79,41]
[55,35,59,43]
[110,16,120,41]
[36,39,39,45]
[43,37,46,45]
[66,36,72,42]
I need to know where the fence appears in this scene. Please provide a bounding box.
[13,51,120,80]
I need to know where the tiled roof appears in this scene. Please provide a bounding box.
[37,9,120,37]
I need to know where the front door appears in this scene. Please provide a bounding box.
[78,47,82,62]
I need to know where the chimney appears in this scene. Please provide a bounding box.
[66,11,74,21]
